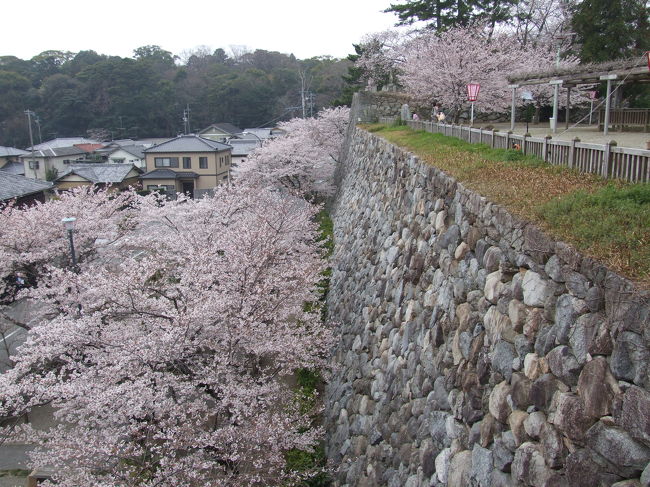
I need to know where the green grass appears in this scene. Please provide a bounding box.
[540,184,650,279]
[364,124,650,286]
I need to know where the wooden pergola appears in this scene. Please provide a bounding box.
[506,54,650,135]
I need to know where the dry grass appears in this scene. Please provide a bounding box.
[362,124,650,287]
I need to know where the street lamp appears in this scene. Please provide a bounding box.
[241,131,263,147]
[61,217,77,268]
[466,84,480,127]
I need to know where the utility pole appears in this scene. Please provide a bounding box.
[182,104,191,134]
[298,68,310,119]
[25,109,37,178]
[307,92,315,118]
[34,115,42,144]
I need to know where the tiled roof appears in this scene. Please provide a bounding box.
[144,135,231,153]
[0,146,29,157]
[119,145,146,159]
[22,146,87,158]
[0,172,52,201]
[57,164,141,184]
[140,169,200,179]
[241,128,273,139]
[228,139,261,156]
[29,137,98,151]
[0,162,25,176]
[200,123,242,136]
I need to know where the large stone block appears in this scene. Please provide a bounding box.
[566,448,623,487]
[447,450,472,487]
[613,385,650,448]
[512,442,555,487]
[552,392,595,442]
[577,356,620,418]
[522,271,554,307]
[585,420,650,477]
[489,381,512,423]
[611,331,650,387]
[546,345,581,386]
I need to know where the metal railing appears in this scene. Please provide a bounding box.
[377,117,650,183]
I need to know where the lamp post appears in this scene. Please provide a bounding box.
[61,217,77,269]
[242,131,263,147]
[466,84,480,127]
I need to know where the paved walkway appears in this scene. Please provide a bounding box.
[488,122,650,150]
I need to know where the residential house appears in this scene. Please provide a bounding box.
[228,138,262,167]
[20,146,89,181]
[0,146,28,168]
[0,162,25,176]
[240,127,288,140]
[198,123,242,143]
[54,164,142,191]
[141,135,232,198]
[98,145,147,169]
[0,172,52,206]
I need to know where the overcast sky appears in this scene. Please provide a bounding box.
[4,0,401,61]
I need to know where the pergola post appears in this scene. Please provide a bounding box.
[550,80,563,134]
[508,84,518,132]
[600,74,618,136]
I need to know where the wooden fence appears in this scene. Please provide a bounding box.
[598,109,650,132]
[377,117,650,183]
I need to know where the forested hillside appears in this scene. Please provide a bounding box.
[0,46,351,147]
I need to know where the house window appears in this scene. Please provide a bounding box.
[147,184,175,192]
[154,157,179,168]
[183,157,191,169]
[111,158,125,164]
[63,159,72,165]
[28,160,39,169]
[199,157,208,169]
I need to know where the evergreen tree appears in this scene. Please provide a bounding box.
[385,0,516,31]
[571,0,650,63]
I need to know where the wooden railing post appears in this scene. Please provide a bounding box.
[603,140,617,178]
[569,137,580,169]
[543,135,551,163]
[506,131,512,149]
[522,133,530,155]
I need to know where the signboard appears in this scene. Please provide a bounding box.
[467,83,480,102]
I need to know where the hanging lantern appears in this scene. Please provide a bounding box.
[467,83,481,102]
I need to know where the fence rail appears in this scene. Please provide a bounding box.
[598,108,650,132]
[377,117,650,183]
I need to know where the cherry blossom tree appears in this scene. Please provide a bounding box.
[236,106,350,197]
[396,25,581,122]
[0,185,332,486]
[354,30,409,88]
[0,186,146,317]
[398,26,526,120]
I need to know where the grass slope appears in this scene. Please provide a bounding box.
[364,124,650,287]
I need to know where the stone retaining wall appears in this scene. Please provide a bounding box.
[325,127,650,486]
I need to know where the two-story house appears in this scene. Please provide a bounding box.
[54,164,142,191]
[140,135,232,198]
[198,123,242,143]
[20,146,89,181]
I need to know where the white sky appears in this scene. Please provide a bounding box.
[3,0,401,61]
